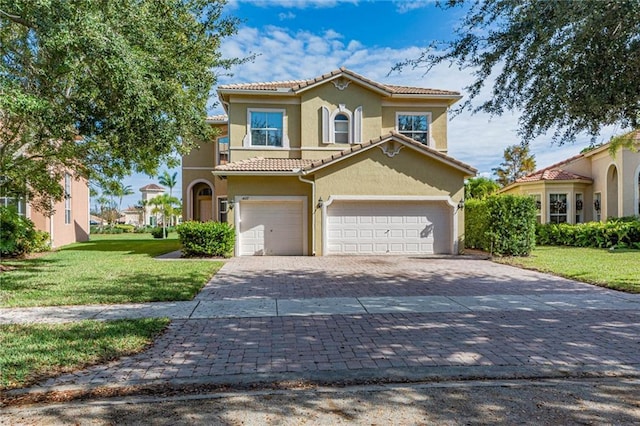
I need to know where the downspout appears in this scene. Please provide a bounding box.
[298,173,316,256]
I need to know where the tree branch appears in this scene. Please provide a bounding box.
[0,9,32,28]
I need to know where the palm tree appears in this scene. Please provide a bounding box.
[158,171,178,224]
[158,171,177,198]
[149,194,180,238]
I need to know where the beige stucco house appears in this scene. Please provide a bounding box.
[182,68,477,256]
[2,172,90,248]
[500,136,640,224]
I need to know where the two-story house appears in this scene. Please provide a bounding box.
[500,133,640,224]
[182,68,476,256]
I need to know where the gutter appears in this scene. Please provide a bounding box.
[297,173,316,256]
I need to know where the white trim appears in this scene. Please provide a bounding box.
[185,179,215,221]
[635,164,640,216]
[321,106,330,143]
[395,111,433,147]
[227,96,300,105]
[243,108,289,149]
[381,101,453,107]
[353,106,363,143]
[329,105,353,144]
[234,195,308,256]
[321,195,458,255]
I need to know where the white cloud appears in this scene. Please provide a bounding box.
[278,11,296,20]
[392,0,435,14]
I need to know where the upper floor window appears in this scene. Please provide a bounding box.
[396,112,430,145]
[64,173,72,224]
[334,113,350,144]
[321,105,362,144]
[248,109,284,147]
[218,136,229,165]
[549,193,567,224]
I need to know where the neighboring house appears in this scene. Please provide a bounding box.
[120,206,143,226]
[139,184,165,226]
[182,68,477,256]
[500,135,640,223]
[1,172,90,248]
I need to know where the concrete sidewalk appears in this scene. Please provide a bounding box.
[2,291,640,324]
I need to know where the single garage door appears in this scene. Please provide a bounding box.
[239,200,304,256]
[326,201,452,255]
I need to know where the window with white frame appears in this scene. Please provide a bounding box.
[0,197,26,216]
[575,193,583,223]
[334,113,350,143]
[64,173,72,224]
[396,112,430,145]
[248,109,284,147]
[594,192,602,222]
[530,194,542,223]
[218,136,229,164]
[549,193,567,223]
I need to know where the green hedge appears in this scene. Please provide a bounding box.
[177,221,235,257]
[0,207,50,257]
[464,195,537,256]
[536,219,640,249]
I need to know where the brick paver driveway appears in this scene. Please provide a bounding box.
[37,256,640,389]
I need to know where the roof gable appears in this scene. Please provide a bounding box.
[217,67,462,104]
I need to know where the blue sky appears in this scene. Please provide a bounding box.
[114,0,621,210]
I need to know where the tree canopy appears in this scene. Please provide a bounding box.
[0,0,239,213]
[493,144,536,187]
[402,0,640,145]
[464,176,500,199]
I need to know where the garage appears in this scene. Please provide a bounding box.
[238,199,306,256]
[325,200,452,255]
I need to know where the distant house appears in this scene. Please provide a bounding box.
[1,172,90,248]
[500,136,640,223]
[120,206,144,226]
[139,184,165,226]
[182,68,476,256]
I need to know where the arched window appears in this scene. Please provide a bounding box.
[334,113,349,143]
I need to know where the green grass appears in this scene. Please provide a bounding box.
[0,234,223,307]
[0,318,169,390]
[496,246,640,293]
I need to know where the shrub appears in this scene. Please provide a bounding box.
[177,221,235,257]
[0,207,50,257]
[464,195,537,256]
[464,199,490,250]
[90,225,123,234]
[151,227,166,239]
[536,218,640,249]
[114,224,135,233]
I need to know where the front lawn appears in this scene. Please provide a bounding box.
[0,318,169,390]
[0,234,223,307]
[496,246,640,293]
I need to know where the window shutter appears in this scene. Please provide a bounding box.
[353,106,362,143]
[321,106,331,143]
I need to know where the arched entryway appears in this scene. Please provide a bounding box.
[188,181,214,222]
[606,164,619,219]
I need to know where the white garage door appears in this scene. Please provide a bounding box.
[326,201,452,255]
[239,200,304,256]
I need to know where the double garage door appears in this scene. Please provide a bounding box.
[238,199,452,256]
[326,201,452,255]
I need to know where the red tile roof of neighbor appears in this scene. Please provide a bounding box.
[139,184,164,191]
[514,153,592,184]
[218,67,460,97]
[214,132,477,175]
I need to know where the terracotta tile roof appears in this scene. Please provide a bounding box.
[302,132,476,174]
[214,133,476,176]
[516,168,592,183]
[139,184,164,191]
[215,157,315,172]
[218,67,460,97]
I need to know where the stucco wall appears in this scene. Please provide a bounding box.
[181,170,227,221]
